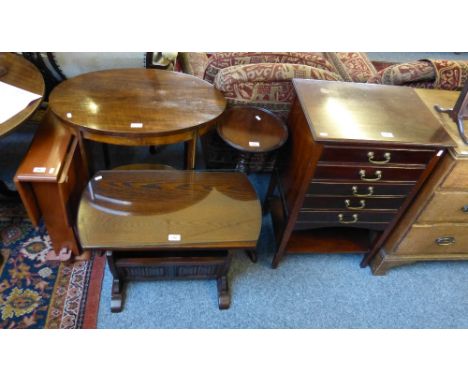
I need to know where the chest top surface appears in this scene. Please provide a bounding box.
[49,68,226,136]
[293,79,455,147]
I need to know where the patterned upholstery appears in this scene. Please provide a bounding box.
[367,59,468,90]
[204,52,336,84]
[179,52,468,171]
[178,52,210,80]
[214,63,341,120]
[326,52,377,83]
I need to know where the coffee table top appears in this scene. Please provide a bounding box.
[77,170,261,250]
[217,107,288,153]
[0,53,45,137]
[49,69,226,138]
[293,79,455,147]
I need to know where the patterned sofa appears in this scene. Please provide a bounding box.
[180,52,468,170]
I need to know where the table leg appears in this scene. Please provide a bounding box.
[184,133,198,170]
[246,249,258,263]
[106,251,124,313]
[217,275,230,310]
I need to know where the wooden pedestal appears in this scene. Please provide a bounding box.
[105,250,233,312]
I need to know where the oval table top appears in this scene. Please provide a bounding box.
[49,68,227,139]
[0,53,45,137]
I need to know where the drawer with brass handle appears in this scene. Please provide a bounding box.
[302,195,405,210]
[313,164,424,182]
[416,191,468,224]
[319,145,436,165]
[306,182,414,197]
[394,224,468,255]
[294,210,393,230]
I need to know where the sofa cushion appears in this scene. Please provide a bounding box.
[367,59,468,90]
[429,59,468,90]
[214,63,341,120]
[204,52,336,83]
[326,52,378,83]
[179,52,209,79]
[367,60,435,86]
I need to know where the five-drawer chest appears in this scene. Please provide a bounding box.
[371,88,468,274]
[268,80,455,269]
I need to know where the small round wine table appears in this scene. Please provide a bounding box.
[217,106,288,173]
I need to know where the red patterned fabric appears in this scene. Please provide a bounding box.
[326,52,377,83]
[214,63,341,104]
[367,61,435,86]
[429,59,468,90]
[367,59,468,90]
[179,52,209,79]
[204,52,336,83]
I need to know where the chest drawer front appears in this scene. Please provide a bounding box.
[295,211,394,231]
[417,191,468,223]
[440,160,468,190]
[395,224,468,255]
[307,182,414,197]
[320,146,436,165]
[313,164,424,182]
[302,196,405,211]
[297,210,396,224]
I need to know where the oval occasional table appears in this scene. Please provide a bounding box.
[48,69,227,170]
[0,52,45,196]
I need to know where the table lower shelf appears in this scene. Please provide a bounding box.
[104,249,233,312]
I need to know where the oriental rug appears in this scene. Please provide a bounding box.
[0,201,105,329]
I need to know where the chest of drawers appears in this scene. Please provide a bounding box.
[372,89,468,274]
[268,80,455,268]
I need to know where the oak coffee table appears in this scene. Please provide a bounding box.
[77,169,261,312]
[49,68,227,170]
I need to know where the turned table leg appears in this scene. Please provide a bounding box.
[217,275,230,310]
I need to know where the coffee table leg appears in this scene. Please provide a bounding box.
[246,249,258,263]
[217,275,230,310]
[184,133,198,170]
[106,251,124,313]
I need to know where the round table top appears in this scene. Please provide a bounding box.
[0,53,45,138]
[49,68,227,138]
[217,106,288,153]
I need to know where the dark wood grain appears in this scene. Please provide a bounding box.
[217,107,288,153]
[49,69,226,140]
[0,52,45,137]
[293,79,455,147]
[269,80,454,268]
[77,170,261,250]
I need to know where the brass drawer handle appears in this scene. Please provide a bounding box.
[338,213,358,224]
[352,186,374,197]
[345,199,365,210]
[359,169,382,182]
[367,151,391,164]
[435,236,456,246]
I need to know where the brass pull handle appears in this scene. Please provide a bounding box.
[367,151,391,164]
[359,169,382,182]
[345,199,366,210]
[352,186,374,197]
[462,205,468,213]
[435,236,456,246]
[338,213,358,224]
